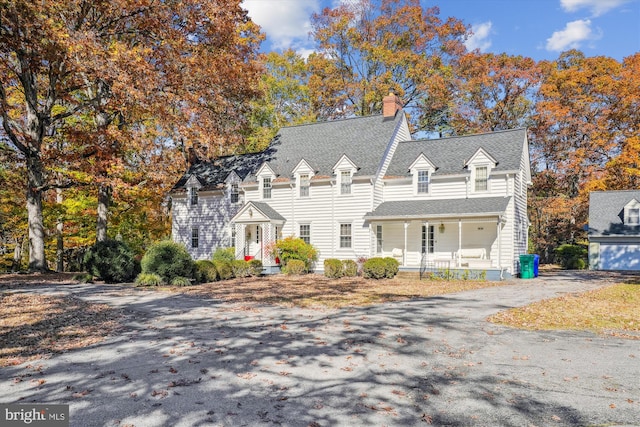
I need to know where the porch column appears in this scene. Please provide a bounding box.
[423,221,428,261]
[497,217,502,270]
[236,224,246,260]
[458,219,462,267]
[403,221,408,266]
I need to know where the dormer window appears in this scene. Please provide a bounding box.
[475,166,488,192]
[417,170,429,194]
[230,183,239,203]
[189,187,198,206]
[263,177,272,199]
[340,171,352,195]
[628,207,639,225]
[299,174,310,198]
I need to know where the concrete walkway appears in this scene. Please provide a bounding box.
[1,272,638,426]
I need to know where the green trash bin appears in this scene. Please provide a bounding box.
[519,254,535,279]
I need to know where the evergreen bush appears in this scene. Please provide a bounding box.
[170,276,192,286]
[342,259,358,277]
[212,247,236,262]
[135,273,164,287]
[232,259,251,277]
[362,257,387,279]
[283,259,306,275]
[213,259,234,280]
[195,260,218,283]
[248,259,263,276]
[83,239,138,283]
[383,257,400,278]
[554,244,587,270]
[140,240,195,284]
[324,259,343,278]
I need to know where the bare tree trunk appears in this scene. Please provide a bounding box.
[12,235,24,272]
[96,184,110,242]
[26,155,48,272]
[56,187,64,271]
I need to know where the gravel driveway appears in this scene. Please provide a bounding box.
[1,271,638,426]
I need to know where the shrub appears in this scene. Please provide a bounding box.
[274,237,318,271]
[170,276,192,286]
[83,239,138,283]
[73,272,94,283]
[554,244,587,270]
[140,240,195,284]
[324,259,343,278]
[248,259,263,276]
[212,247,236,262]
[213,259,234,280]
[283,259,306,275]
[363,257,387,279]
[232,259,251,278]
[135,273,164,287]
[195,260,218,283]
[342,259,358,277]
[383,257,400,278]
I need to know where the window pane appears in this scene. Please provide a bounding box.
[376,225,383,253]
[629,208,640,224]
[189,188,198,206]
[191,227,199,248]
[300,174,310,197]
[299,224,310,244]
[263,177,271,199]
[341,171,351,195]
[418,170,429,193]
[231,183,239,203]
[475,167,488,191]
[340,223,352,248]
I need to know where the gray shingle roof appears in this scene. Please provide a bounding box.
[364,197,511,220]
[249,201,286,221]
[386,128,527,177]
[172,113,403,191]
[589,190,640,236]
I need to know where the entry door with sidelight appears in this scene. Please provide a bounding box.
[245,225,262,260]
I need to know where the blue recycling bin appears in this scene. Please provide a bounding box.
[533,254,540,277]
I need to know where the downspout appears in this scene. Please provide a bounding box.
[497,216,503,279]
[458,219,462,267]
[403,221,408,266]
[290,180,295,237]
[330,178,335,258]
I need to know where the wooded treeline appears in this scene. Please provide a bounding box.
[1,0,638,271]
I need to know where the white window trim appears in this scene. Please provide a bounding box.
[339,170,353,196]
[298,173,311,198]
[473,165,490,193]
[188,186,198,206]
[230,183,240,204]
[415,170,430,195]
[261,176,272,200]
[626,207,640,225]
[299,223,311,244]
[339,222,352,248]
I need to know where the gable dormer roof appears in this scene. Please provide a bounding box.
[464,147,498,168]
[408,153,437,171]
[292,159,315,176]
[332,154,358,173]
[386,128,527,178]
[256,162,276,178]
[589,190,640,236]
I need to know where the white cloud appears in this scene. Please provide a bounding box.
[465,22,493,52]
[560,0,630,16]
[243,0,320,50]
[545,19,600,51]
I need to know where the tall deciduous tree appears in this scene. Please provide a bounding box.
[308,0,467,126]
[421,52,542,136]
[0,0,263,270]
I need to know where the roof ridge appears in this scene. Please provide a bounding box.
[280,112,386,130]
[411,127,526,143]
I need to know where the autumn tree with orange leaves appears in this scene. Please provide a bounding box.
[308,0,468,127]
[0,0,263,271]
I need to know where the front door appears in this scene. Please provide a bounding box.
[245,225,262,260]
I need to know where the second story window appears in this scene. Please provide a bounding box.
[475,166,488,192]
[340,171,352,195]
[263,177,272,199]
[417,170,429,194]
[628,208,640,225]
[189,187,198,206]
[299,174,310,197]
[230,183,239,203]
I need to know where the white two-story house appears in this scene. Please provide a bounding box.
[171,93,532,279]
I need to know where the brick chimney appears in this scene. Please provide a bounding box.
[382,92,403,118]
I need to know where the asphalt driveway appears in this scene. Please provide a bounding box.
[1,272,638,426]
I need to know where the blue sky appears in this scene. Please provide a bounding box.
[242,0,640,61]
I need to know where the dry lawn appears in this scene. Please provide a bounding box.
[489,282,640,339]
[168,274,505,308]
[0,275,125,367]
